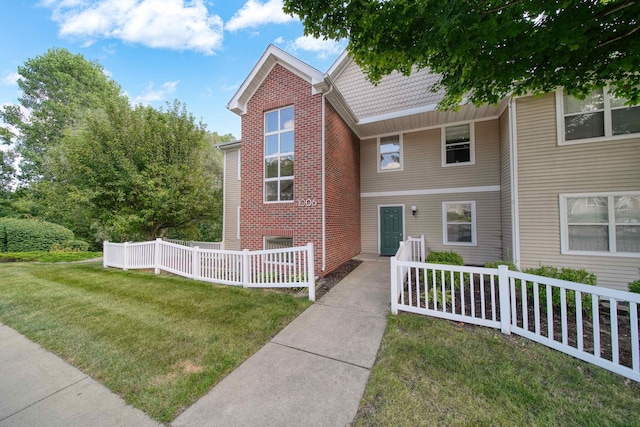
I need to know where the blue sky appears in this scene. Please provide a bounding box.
[0,1,347,140]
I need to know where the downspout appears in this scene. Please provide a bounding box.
[508,97,521,268]
[321,88,331,272]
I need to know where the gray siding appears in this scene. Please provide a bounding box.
[499,109,513,262]
[515,93,640,290]
[223,148,241,250]
[360,119,503,264]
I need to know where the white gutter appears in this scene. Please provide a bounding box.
[508,97,521,268]
[321,90,329,272]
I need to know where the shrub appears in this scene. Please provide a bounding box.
[629,280,640,294]
[522,265,597,313]
[0,218,74,252]
[50,240,90,252]
[424,250,466,291]
[426,250,464,266]
[484,260,519,271]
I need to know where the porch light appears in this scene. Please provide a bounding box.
[411,205,417,216]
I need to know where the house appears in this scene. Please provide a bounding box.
[218,44,640,291]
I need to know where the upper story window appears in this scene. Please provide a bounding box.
[378,134,403,172]
[560,193,640,257]
[442,201,477,246]
[556,88,640,144]
[264,106,294,202]
[442,123,475,166]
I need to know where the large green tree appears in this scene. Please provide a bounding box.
[0,48,124,182]
[46,100,222,242]
[284,0,640,108]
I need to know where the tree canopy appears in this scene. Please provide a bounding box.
[284,0,640,109]
[46,100,222,242]
[0,48,124,182]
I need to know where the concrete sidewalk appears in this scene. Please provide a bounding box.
[0,323,159,427]
[173,257,391,427]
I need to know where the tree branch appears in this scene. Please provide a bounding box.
[597,23,640,48]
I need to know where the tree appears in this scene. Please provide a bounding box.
[284,0,640,109]
[47,100,222,242]
[0,48,124,182]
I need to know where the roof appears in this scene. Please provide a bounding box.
[216,140,241,151]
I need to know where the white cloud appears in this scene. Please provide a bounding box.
[133,80,179,105]
[1,72,19,87]
[289,35,346,59]
[44,0,224,55]
[225,0,295,32]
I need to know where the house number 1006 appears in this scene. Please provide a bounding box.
[297,198,318,207]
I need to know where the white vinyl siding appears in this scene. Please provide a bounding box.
[222,148,241,251]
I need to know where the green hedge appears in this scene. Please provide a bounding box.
[0,218,74,252]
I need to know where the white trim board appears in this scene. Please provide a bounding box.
[362,185,500,198]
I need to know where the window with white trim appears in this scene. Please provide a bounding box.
[264,236,293,250]
[560,193,640,256]
[377,134,402,172]
[442,123,474,166]
[264,106,294,202]
[443,201,477,246]
[557,88,640,144]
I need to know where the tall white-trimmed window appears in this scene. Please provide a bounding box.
[443,201,477,246]
[442,123,475,166]
[560,193,640,256]
[264,106,294,202]
[556,88,640,144]
[378,134,402,172]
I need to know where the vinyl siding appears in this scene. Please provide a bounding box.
[361,119,501,194]
[499,109,513,262]
[515,93,640,290]
[360,192,502,265]
[223,148,241,250]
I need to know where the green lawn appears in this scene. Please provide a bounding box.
[0,263,311,423]
[354,313,640,427]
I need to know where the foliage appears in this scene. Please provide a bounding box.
[0,251,102,262]
[426,250,464,266]
[284,0,640,110]
[45,100,222,242]
[0,149,15,195]
[50,239,90,252]
[628,280,640,294]
[484,260,519,271]
[0,263,311,422]
[0,48,125,182]
[522,265,597,313]
[0,217,74,252]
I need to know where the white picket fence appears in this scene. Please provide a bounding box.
[391,239,640,382]
[103,239,315,301]
[162,238,223,250]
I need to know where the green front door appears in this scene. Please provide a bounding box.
[380,206,403,255]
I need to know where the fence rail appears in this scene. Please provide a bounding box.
[162,238,223,250]
[391,239,640,383]
[104,239,315,301]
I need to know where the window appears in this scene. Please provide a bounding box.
[561,193,640,256]
[264,106,294,202]
[557,88,640,144]
[377,134,402,172]
[264,236,293,250]
[443,201,477,246]
[442,123,474,166]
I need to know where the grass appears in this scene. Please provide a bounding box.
[0,262,311,423]
[0,251,103,262]
[353,313,640,427]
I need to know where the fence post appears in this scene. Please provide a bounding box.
[154,238,162,274]
[390,255,399,315]
[123,242,129,271]
[192,246,200,280]
[242,249,250,288]
[103,241,108,268]
[498,265,511,334]
[307,242,315,302]
[420,234,426,262]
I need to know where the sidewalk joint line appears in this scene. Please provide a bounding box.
[270,341,372,371]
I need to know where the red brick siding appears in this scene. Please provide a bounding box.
[324,102,361,272]
[240,64,324,271]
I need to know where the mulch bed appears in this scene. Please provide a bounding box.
[401,271,639,370]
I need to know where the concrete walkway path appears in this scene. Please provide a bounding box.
[173,257,391,427]
[0,322,159,427]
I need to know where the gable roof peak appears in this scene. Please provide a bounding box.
[227,44,327,115]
